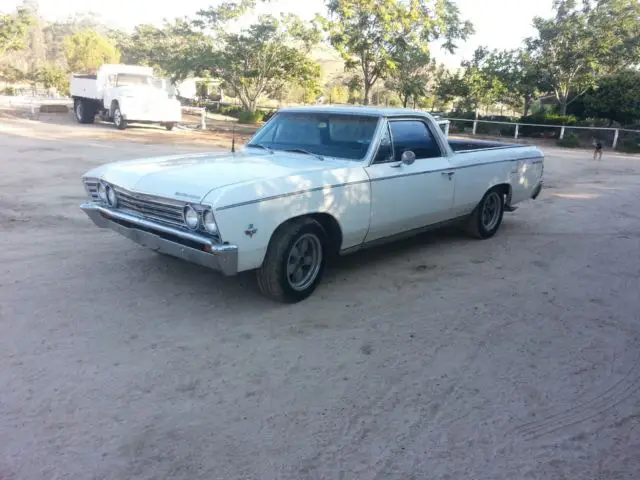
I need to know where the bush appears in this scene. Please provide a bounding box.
[262,110,276,122]
[219,105,244,117]
[557,133,581,148]
[1,86,16,96]
[616,139,640,153]
[237,110,264,124]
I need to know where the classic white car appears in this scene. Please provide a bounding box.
[80,106,544,302]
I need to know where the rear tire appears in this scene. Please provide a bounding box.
[465,188,505,239]
[112,105,127,130]
[74,99,95,124]
[256,218,327,303]
[165,122,176,131]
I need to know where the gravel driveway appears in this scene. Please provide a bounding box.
[1,116,639,480]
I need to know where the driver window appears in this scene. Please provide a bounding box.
[373,124,394,164]
[389,120,441,160]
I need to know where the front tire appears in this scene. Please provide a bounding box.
[112,105,127,130]
[465,188,505,239]
[256,218,327,303]
[165,122,176,131]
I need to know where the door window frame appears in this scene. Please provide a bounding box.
[368,116,449,166]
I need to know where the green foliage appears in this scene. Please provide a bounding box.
[114,20,205,79]
[527,0,640,115]
[0,7,33,56]
[182,13,322,112]
[385,47,436,107]
[319,0,473,105]
[63,30,120,73]
[0,64,26,83]
[1,86,16,95]
[557,132,580,148]
[325,83,349,104]
[583,70,640,126]
[34,64,69,94]
[616,138,640,154]
[238,110,264,123]
[438,46,508,115]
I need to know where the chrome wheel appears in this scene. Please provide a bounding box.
[75,101,83,120]
[481,191,501,231]
[286,233,323,291]
[113,109,122,126]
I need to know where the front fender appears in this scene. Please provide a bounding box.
[208,170,372,272]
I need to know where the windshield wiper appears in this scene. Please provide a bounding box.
[282,148,324,161]
[245,143,273,154]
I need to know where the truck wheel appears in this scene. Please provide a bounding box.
[465,188,505,239]
[165,122,176,131]
[113,106,127,130]
[74,99,95,124]
[256,218,327,303]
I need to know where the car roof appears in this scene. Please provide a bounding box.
[277,105,435,119]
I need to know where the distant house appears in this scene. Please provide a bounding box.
[175,78,223,102]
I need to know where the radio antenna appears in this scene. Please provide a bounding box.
[231,123,236,153]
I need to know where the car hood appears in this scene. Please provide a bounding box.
[89,150,348,202]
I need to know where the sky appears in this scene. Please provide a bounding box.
[1,0,555,67]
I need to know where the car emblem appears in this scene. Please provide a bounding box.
[244,224,257,238]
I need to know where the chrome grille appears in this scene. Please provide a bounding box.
[114,187,186,227]
[84,179,100,201]
[83,178,186,227]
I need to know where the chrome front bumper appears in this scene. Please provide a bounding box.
[80,203,238,276]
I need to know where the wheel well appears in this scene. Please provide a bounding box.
[492,183,511,203]
[110,100,119,113]
[272,213,343,257]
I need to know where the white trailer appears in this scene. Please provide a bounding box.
[70,64,182,130]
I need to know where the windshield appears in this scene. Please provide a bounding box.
[116,74,154,87]
[248,112,380,161]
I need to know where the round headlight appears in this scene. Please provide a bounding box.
[203,209,218,234]
[98,182,108,202]
[106,186,118,207]
[183,205,199,229]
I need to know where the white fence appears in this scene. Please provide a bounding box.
[445,117,640,150]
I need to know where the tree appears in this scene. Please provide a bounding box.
[584,70,640,125]
[34,63,69,94]
[0,8,33,56]
[324,80,349,104]
[182,13,321,112]
[319,0,473,105]
[385,47,435,107]
[63,30,120,73]
[438,47,508,116]
[478,48,543,116]
[527,0,640,115]
[114,20,205,78]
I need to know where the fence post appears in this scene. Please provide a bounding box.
[444,121,450,138]
[472,121,477,135]
[200,108,206,129]
[514,124,519,139]
[613,129,619,149]
[560,126,565,140]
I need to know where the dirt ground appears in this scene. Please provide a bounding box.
[1,114,639,480]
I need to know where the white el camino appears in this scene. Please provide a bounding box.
[80,106,544,302]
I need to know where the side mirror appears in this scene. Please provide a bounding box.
[401,150,416,165]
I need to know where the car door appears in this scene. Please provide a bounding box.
[364,118,456,242]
